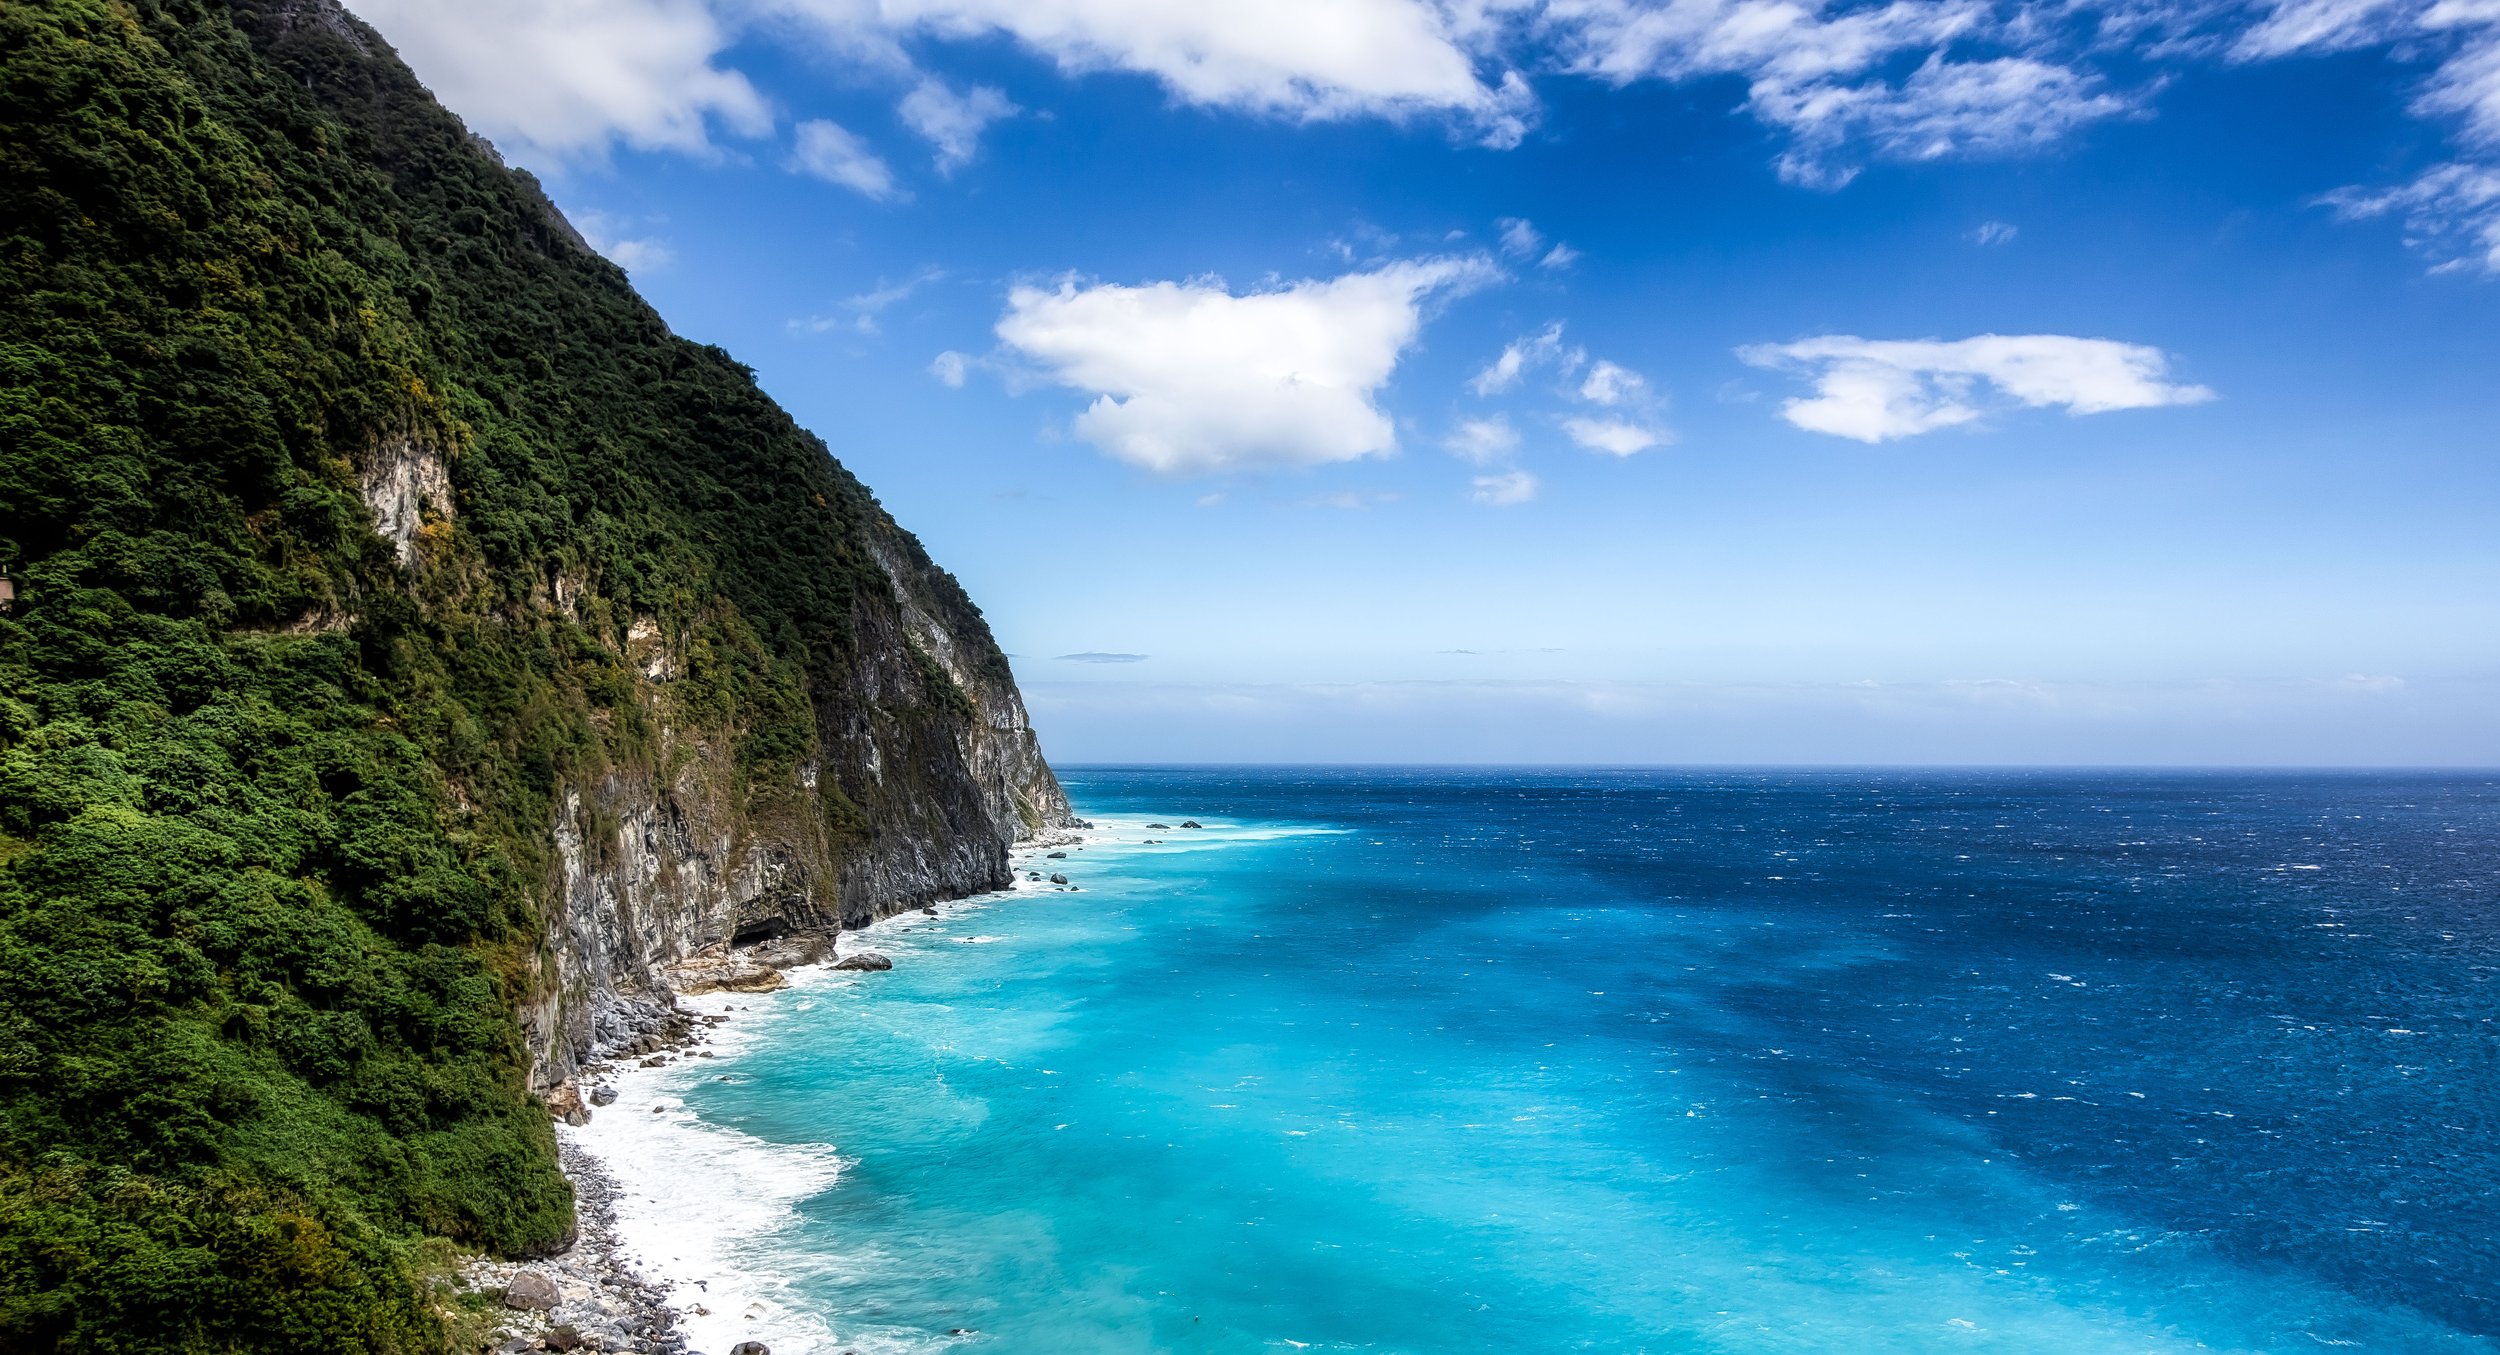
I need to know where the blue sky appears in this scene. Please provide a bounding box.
[346,0,2500,764]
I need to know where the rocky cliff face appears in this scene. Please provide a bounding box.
[0,0,1087,1339]
[511,530,1074,1090]
[257,0,1079,1091]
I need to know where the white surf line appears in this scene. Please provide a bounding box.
[562,826,1105,1355]
[566,811,1294,1353]
[560,965,866,1355]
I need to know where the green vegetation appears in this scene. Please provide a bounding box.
[0,0,1003,1347]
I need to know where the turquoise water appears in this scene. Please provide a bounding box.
[653,769,2499,1353]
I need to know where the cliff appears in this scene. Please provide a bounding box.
[0,0,1068,1348]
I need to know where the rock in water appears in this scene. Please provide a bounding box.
[1181,820,1203,828]
[1050,873,1069,885]
[589,1085,618,1106]
[731,1343,771,1355]
[833,952,894,971]
[502,1270,560,1311]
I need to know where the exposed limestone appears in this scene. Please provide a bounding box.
[357,432,452,568]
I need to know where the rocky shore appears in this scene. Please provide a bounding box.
[461,952,789,1352]
[463,822,1101,1353]
[459,928,945,1352]
[464,1138,687,1354]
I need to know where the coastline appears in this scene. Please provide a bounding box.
[479,826,1098,1355]
[457,774,2500,1354]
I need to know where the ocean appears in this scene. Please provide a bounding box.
[574,768,2500,1354]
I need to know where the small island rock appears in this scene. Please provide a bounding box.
[833,951,893,971]
[1180,820,1203,828]
[1049,873,1069,885]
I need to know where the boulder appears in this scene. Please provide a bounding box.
[541,1327,583,1352]
[923,906,939,916]
[833,951,893,972]
[1148,823,1170,829]
[752,931,829,969]
[589,1084,618,1107]
[667,951,789,996]
[1049,873,1068,885]
[1047,851,1066,858]
[731,1343,771,1355]
[502,1270,560,1311]
[1180,820,1203,828]
[543,1083,589,1126]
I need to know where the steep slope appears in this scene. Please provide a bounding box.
[0,0,1070,1348]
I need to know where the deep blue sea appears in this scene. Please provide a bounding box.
[605,769,2500,1354]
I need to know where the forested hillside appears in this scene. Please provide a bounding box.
[0,1,1062,1348]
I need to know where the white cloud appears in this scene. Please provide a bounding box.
[1497,216,1581,267]
[342,0,770,162]
[2238,0,2500,270]
[931,350,971,386]
[2323,161,2500,272]
[1471,469,1541,505]
[572,209,674,272]
[1470,322,1576,395]
[899,79,1019,171]
[2186,0,2500,270]
[1470,330,1668,456]
[1563,415,1663,454]
[1445,415,1523,464]
[1973,219,2019,244]
[995,256,1499,474]
[1540,0,2136,185]
[2233,0,2415,58]
[1577,358,1646,405]
[1739,333,2216,442]
[1765,56,2134,187]
[796,268,946,335]
[791,119,904,198]
[2418,23,2500,144]
[767,0,1530,145]
[850,267,944,331]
